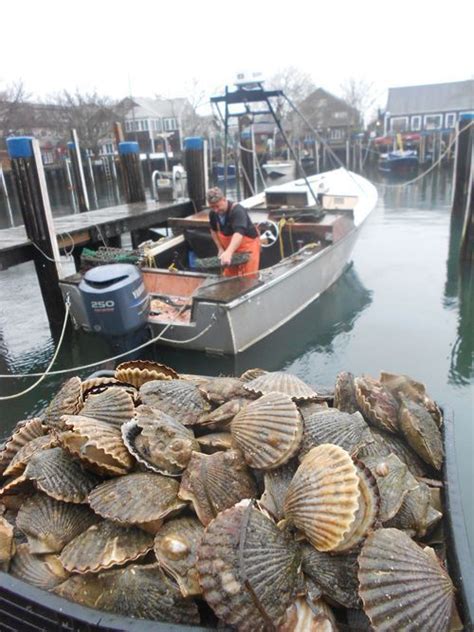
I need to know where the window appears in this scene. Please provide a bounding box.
[330,128,344,140]
[424,114,442,130]
[390,117,409,132]
[445,113,456,128]
[411,115,421,131]
[333,111,348,120]
[163,117,178,131]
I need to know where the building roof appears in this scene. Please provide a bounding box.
[386,80,474,115]
[123,97,189,119]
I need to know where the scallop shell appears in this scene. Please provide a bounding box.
[3,433,58,477]
[398,396,443,470]
[199,376,249,404]
[24,447,101,503]
[334,371,359,413]
[121,405,199,476]
[43,377,83,429]
[358,427,429,478]
[301,543,360,608]
[154,516,205,596]
[0,473,34,510]
[198,398,248,429]
[55,563,200,624]
[240,368,267,382]
[0,418,47,474]
[300,409,373,458]
[140,379,210,425]
[380,371,442,427]
[0,515,15,571]
[259,459,298,521]
[88,472,186,532]
[178,450,257,526]
[384,479,440,538]
[79,388,135,428]
[358,528,455,631]
[81,376,139,404]
[244,371,318,401]
[298,401,329,422]
[197,502,300,631]
[197,432,233,453]
[354,375,399,434]
[10,544,69,589]
[231,392,303,470]
[115,360,179,388]
[60,520,154,573]
[60,415,134,475]
[16,493,99,554]
[284,444,360,551]
[361,453,419,522]
[279,596,338,632]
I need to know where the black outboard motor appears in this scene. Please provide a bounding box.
[79,264,150,356]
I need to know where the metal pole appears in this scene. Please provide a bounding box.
[87,153,99,209]
[0,166,14,227]
[64,158,78,213]
[223,86,229,196]
[69,129,90,212]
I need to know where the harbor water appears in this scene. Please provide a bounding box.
[0,167,472,562]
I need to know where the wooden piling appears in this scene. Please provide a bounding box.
[118,141,146,203]
[6,136,66,330]
[184,137,207,212]
[451,114,473,263]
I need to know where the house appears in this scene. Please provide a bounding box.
[120,96,194,154]
[383,80,474,135]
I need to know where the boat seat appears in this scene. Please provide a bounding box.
[193,276,263,303]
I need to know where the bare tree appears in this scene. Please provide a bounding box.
[267,67,316,122]
[339,77,377,126]
[0,80,32,147]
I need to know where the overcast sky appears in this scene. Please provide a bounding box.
[1,0,472,113]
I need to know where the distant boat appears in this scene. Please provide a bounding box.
[378,149,419,174]
[212,163,236,181]
[261,159,295,179]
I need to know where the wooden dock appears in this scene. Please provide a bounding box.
[0,198,194,270]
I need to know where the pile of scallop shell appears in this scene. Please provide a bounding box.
[0,361,461,630]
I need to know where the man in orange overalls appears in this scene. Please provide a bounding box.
[207,187,260,278]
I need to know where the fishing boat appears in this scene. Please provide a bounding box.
[378,149,419,174]
[140,167,377,355]
[261,159,295,179]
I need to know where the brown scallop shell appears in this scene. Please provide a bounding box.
[121,405,200,476]
[197,501,300,631]
[279,596,338,632]
[43,377,83,429]
[178,450,257,526]
[398,396,443,470]
[301,543,360,608]
[334,371,359,413]
[79,388,135,428]
[3,434,59,477]
[259,459,298,521]
[115,360,179,388]
[198,398,248,429]
[154,516,205,596]
[284,444,360,551]
[0,515,15,571]
[0,418,47,475]
[300,409,373,458]
[198,376,249,405]
[60,520,154,573]
[88,472,186,532]
[140,379,210,425]
[244,371,318,401]
[354,375,400,434]
[55,563,200,624]
[24,447,101,503]
[0,473,34,510]
[380,371,442,427]
[358,427,429,478]
[358,528,455,631]
[60,415,134,475]
[197,432,233,453]
[240,368,267,382]
[385,479,441,538]
[10,543,69,589]
[81,376,140,404]
[16,493,99,554]
[231,392,303,470]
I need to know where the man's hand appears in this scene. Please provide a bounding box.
[219,250,233,266]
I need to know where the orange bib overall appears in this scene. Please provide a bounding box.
[217,231,261,277]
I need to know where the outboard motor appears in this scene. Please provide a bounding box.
[79,264,150,356]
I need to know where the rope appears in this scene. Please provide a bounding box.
[0,298,71,399]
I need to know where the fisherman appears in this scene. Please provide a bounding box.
[207,187,260,277]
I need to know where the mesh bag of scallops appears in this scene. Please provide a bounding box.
[0,361,469,631]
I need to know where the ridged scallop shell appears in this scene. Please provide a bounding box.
[197,431,233,453]
[10,544,69,589]
[199,377,249,404]
[24,447,101,503]
[399,396,443,470]
[231,392,303,470]
[284,444,360,551]
[88,473,186,532]
[197,502,300,631]
[178,450,257,526]
[358,528,455,631]
[16,493,99,553]
[0,473,34,510]
[115,360,179,388]
[260,459,298,521]
[334,371,359,413]
[279,596,338,632]
[358,427,429,478]
[121,405,199,476]
[385,479,441,537]
[60,415,134,475]
[380,371,442,427]
[301,543,360,608]
[140,379,210,425]
[198,398,247,429]
[361,454,419,522]
[79,388,135,428]
[0,418,47,474]
[81,376,140,404]
[43,377,83,429]
[240,368,267,382]
[354,375,399,434]
[55,563,200,624]
[0,515,15,571]
[154,516,205,596]
[244,371,318,401]
[3,433,58,477]
[300,409,373,458]
[60,520,154,573]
